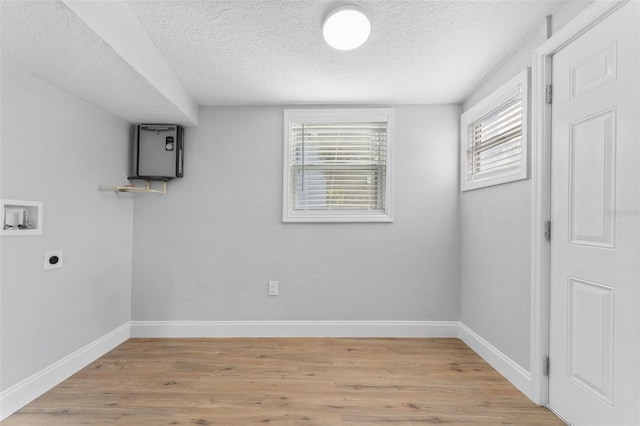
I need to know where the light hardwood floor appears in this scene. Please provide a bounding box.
[4,338,563,425]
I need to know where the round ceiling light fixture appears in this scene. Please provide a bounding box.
[322,5,371,51]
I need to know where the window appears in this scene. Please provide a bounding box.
[460,69,528,191]
[283,108,394,222]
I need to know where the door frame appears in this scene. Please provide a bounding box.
[529,0,630,406]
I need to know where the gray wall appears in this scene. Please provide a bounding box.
[459,1,592,371]
[0,62,133,390]
[132,105,461,322]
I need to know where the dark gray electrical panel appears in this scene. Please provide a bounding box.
[132,124,184,181]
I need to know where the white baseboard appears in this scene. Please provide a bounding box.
[130,320,460,338]
[459,323,533,400]
[0,322,130,421]
[1,321,537,421]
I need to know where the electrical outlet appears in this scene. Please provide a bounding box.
[268,281,278,296]
[44,250,63,270]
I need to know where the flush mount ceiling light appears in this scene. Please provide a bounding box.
[322,5,371,51]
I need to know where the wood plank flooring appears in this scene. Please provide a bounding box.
[4,338,563,425]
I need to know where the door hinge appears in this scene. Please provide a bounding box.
[546,84,553,104]
[544,220,551,242]
[543,356,550,376]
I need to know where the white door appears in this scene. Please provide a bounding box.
[549,2,639,425]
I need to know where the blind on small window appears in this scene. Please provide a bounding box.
[466,94,523,183]
[289,122,387,211]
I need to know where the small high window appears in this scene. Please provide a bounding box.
[283,109,394,222]
[461,69,529,191]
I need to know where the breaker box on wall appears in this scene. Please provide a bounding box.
[132,124,184,180]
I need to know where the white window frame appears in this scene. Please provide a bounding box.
[283,108,394,223]
[460,68,529,191]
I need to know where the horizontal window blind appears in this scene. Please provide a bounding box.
[466,94,523,183]
[290,122,387,211]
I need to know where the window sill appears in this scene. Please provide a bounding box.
[283,211,393,223]
[461,169,528,192]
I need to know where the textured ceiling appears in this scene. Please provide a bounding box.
[1,0,197,125]
[128,0,567,105]
[1,0,573,124]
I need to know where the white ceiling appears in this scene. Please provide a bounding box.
[1,0,572,125]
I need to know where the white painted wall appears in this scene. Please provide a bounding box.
[132,105,460,322]
[0,62,133,391]
[459,1,593,372]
